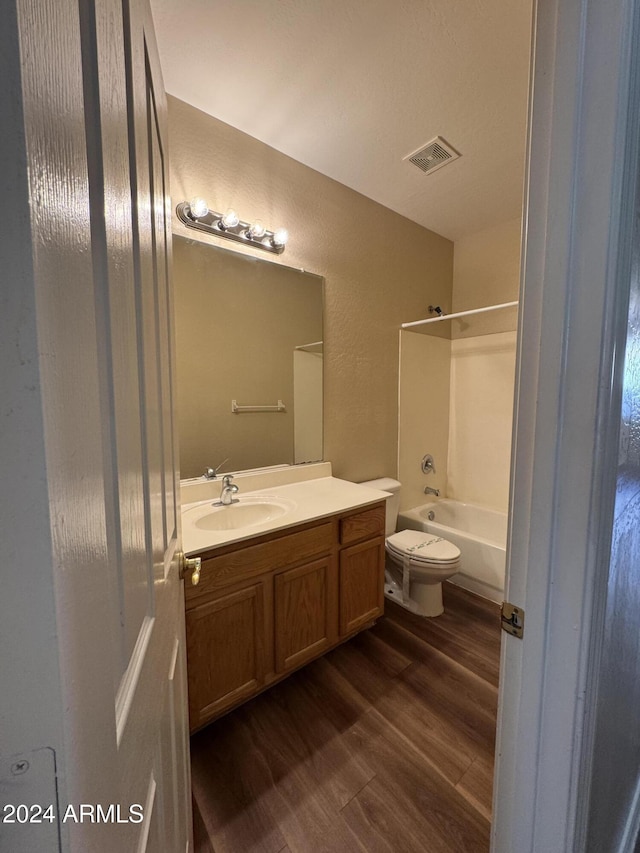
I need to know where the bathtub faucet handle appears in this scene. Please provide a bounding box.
[421,454,436,475]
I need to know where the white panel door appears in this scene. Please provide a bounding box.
[1,0,191,850]
[96,0,191,849]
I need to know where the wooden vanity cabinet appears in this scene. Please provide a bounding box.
[184,500,385,732]
[185,574,272,731]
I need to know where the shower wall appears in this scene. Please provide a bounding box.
[448,331,517,511]
[398,331,450,511]
[448,218,520,511]
[398,218,521,514]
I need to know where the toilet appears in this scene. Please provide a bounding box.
[361,478,461,617]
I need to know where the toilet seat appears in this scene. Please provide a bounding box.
[386,529,460,566]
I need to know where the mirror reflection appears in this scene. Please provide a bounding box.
[173,236,324,478]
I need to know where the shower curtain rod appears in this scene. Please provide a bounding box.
[401,300,519,329]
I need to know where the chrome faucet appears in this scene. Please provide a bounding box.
[424,486,440,497]
[219,474,239,506]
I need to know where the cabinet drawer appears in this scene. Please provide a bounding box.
[339,503,385,546]
[185,521,334,605]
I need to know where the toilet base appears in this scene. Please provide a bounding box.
[384,574,444,618]
[410,580,444,617]
[384,582,422,615]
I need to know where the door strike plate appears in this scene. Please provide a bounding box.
[501,601,524,638]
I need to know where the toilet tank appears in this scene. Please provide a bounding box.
[360,478,401,536]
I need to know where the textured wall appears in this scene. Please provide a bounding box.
[451,217,521,339]
[167,96,453,482]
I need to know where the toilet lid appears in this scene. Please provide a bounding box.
[386,529,460,564]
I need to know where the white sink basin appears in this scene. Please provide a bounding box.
[184,495,297,532]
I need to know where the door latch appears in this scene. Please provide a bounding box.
[501,601,524,638]
[179,553,202,586]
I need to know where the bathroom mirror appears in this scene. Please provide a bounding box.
[173,236,324,478]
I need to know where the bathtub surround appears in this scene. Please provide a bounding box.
[447,220,519,510]
[398,331,450,512]
[396,219,519,601]
[447,219,520,510]
[398,328,517,515]
[168,95,453,483]
[448,331,517,511]
[399,217,520,518]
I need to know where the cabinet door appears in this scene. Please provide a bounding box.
[186,580,269,730]
[339,537,385,636]
[274,557,337,673]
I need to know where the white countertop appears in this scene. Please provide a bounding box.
[181,475,390,555]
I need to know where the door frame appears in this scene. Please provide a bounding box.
[493,0,640,850]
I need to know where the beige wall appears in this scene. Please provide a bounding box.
[451,217,521,339]
[168,96,453,483]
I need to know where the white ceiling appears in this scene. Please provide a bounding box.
[150,0,532,242]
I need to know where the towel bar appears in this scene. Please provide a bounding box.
[231,399,286,413]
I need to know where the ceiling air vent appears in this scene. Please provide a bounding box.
[404,136,460,176]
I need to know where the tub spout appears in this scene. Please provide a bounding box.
[424,486,440,497]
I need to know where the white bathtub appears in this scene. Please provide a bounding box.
[397,499,506,603]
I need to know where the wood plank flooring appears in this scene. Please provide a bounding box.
[191,582,501,853]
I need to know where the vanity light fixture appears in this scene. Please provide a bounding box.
[176,199,288,254]
[219,208,239,229]
[188,196,209,218]
[246,219,265,240]
[272,228,289,248]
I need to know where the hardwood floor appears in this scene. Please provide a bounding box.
[191,582,502,853]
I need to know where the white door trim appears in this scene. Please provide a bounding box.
[492,0,640,850]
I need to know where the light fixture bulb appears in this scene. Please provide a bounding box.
[189,197,208,218]
[247,220,266,240]
[220,208,239,229]
[272,228,289,247]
